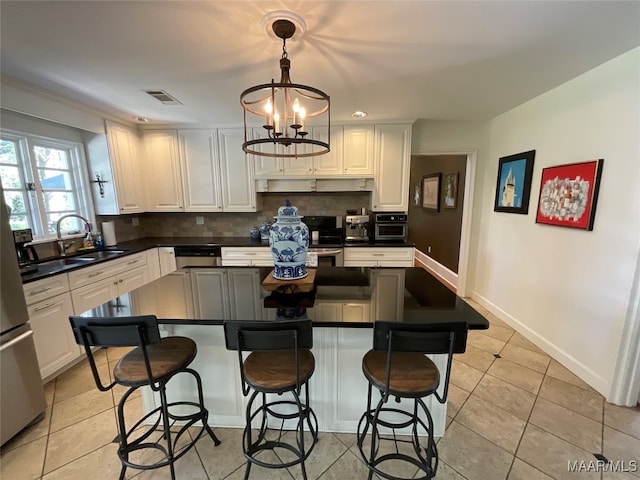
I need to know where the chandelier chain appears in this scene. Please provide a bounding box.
[282,38,288,59]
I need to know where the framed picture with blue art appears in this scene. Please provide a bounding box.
[493,150,536,214]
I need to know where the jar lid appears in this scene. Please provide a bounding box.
[275,199,303,219]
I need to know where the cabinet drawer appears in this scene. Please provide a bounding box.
[71,277,119,315]
[23,274,70,305]
[344,247,414,261]
[221,247,272,266]
[68,252,146,289]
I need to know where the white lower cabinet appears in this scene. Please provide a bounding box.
[159,247,177,275]
[71,265,149,315]
[28,292,80,380]
[155,271,194,319]
[344,247,414,267]
[190,269,230,319]
[311,301,370,322]
[220,247,273,266]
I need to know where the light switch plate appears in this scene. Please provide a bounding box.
[196,216,204,225]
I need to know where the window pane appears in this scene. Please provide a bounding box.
[42,191,76,213]
[39,169,72,191]
[1,165,22,189]
[33,146,68,169]
[3,190,27,214]
[48,214,85,235]
[0,140,18,164]
[10,215,29,230]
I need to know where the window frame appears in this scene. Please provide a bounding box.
[0,128,95,242]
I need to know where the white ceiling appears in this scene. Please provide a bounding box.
[1,1,639,126]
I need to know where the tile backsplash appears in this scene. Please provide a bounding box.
[97,192,371,240]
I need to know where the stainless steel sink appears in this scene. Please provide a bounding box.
[33,249,126,272]
[39,257,95,267]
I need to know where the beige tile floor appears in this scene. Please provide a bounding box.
[2,302,639,480]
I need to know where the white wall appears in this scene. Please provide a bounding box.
[471,48,640,398]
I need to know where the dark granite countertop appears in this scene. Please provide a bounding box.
[21,236,415,283]
[158,266,489,330]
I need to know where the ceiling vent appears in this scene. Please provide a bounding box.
[144,90,182,105]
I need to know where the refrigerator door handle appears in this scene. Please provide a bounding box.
[0,330,34,353]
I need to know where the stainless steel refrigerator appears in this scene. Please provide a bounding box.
[1,191,46,445]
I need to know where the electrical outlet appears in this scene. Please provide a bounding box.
[196,216,204,225]
[132,217,139,226]
[427,246,432,253]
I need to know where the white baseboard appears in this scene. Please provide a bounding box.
[470,291,609,397]
[414,249,458,290]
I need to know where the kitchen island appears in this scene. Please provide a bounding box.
[145,266,488,436]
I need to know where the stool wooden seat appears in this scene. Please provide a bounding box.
[357,321,467,480]
[224,320,318,480]
[114,336,197,386]
[362,351,440,398]
[244,350,315,391]
[69,315,220,480]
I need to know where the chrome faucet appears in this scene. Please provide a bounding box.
[55,214,91,256]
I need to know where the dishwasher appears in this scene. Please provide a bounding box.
[174,245,222,268]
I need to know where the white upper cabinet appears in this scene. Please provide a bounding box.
[83,120,145,214]
[218,128,259,212]
[310,126,343,175]
[144,130,183,212]
[252,127,284,176]
[178,130,223,212]
[372,124,412,212]
[343,125,374,175]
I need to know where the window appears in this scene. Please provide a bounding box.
[0,130,93,240]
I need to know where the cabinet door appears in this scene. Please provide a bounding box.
[155,271,193,319]
[105,121,145,213]
[371,269,405,321]
[71,277,119,315]
[283,157,313,176]
[159,247,177,276]
[144,130,183,212]
[372,124,411,211]
[343,125,374,175]
[226,269,261,320]
[178,130,223,212]
[145,248,161,282]
[117,265,149,295]
[252,128,283,176]
[312,126,343,175]
[28,293,80,378]
[342,302,370,322]
[218,128,257,212]
[191,269,230,319]
[312,302,343,322]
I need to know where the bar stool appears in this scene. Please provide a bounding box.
[223,319,318,480]
[69,315,221,480]
[356,321,467,480]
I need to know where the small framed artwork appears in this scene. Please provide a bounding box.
[443,172,459,209]
[494,150,536,214]
[422,173,441,211]
[413,182,421,206]
[535,159,604,231]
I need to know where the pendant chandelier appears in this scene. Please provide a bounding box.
[241,18,330,158]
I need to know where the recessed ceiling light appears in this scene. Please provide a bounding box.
[352,111,368,118]
[135,116,150,122]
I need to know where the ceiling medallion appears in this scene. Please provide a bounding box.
[240,16,330,158]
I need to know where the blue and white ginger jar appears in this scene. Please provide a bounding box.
[269,200,309,279]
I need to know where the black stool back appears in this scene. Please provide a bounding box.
[223,319,318,480]
[373,321,467,403]
[69,315,161,391]
[68,315,220,480]
[358,321,469,480]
